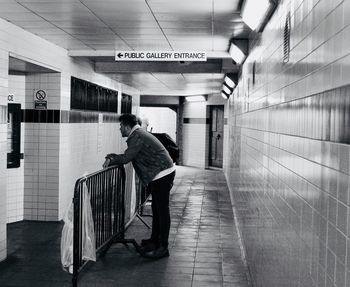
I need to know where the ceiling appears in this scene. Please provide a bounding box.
[1,0,253,96]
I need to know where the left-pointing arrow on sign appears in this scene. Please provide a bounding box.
[117,52,123,58]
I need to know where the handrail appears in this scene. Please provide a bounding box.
[72,165,126,287]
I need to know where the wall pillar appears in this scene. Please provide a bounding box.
[0,51,9,261]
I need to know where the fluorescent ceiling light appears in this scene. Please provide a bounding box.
[229,43,246,64]
[224,76,236,88]
[185,95,206,102]
[221,91,229,100]
[241,0,271,31]
[223,85,232,95]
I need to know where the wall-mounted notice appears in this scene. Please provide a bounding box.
[115,51,207,62]
[34,89,47,109]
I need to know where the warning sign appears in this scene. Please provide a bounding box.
[115,51,207,62]
[34,89,47,110]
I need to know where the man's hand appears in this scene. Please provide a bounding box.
[102,158,111,169]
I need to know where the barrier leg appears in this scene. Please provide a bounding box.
[136,213,151,229]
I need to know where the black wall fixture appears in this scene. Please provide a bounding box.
[71,77,118,113]
[121,94,132,114]
[7,103,21,168]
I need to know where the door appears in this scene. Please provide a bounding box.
[209,105,224,168]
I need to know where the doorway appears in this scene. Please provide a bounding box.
[139,107,177,141]
[209,105,224,168]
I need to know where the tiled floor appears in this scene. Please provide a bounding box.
[0,166,250,287]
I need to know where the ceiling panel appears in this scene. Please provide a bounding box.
[96,12,155,22]
[26,27,71,35]
[0,0,253,96]
[52,19,107,28]
[148,2,212,14]
[152,73,185,80]
[154,13,212,22]
[163,29,212,36]
[122,36,166,41]
[18,0,78,2]
[19,2,87,13]
[35,12,98,22]
[124,43,172,50]
[74,34,120,41]
[0,12,43,21]
[82,2,150,13]
[159,21,212,29]
[63,27,116,35]
[0,3,29,13]
[108,20,160,29]
[11,20,57,29]
[184,73,224,81]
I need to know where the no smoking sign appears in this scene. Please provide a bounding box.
[35,90,46,100]
[34,89,47,109]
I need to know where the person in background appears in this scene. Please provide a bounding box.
[103,114,175,259]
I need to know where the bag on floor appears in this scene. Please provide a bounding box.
[60,182,96,274]
[60,200,74,273]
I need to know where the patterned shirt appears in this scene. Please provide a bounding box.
[109,126,174,185]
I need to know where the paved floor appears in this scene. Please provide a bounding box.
[0,166,250,287]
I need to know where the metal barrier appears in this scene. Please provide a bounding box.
[134,176,152,228]
[71,165,141,287]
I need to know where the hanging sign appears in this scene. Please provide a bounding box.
[115,51,207,62]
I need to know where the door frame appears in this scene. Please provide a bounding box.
[208,105,224,168]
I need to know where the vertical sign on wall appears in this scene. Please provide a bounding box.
[34,89,47,109]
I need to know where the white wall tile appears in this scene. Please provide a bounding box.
[226,0,350,286]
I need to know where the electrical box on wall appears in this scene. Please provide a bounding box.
[7,103,21,168]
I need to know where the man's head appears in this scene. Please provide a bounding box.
[119,114,138,137]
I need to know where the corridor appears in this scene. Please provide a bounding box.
[0,166,250,287]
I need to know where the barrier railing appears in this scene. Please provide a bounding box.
[72,165,141,287]
[134,176,152,228]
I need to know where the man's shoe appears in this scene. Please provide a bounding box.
[139,241,156,253]
[142,246,169,259]
[141,238,155,246]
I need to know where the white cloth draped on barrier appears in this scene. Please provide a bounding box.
[60,182,96,274]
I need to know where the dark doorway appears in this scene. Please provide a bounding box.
[209,105,224,168]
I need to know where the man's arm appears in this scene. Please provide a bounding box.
[103,135,143,167]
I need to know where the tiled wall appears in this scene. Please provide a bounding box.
[59,120,121,219]
[0,16,140,261]
[7,75,25,223]
[23,74,60,221]
[58,89,140,219]
[23,122,60,221]
[225,0,350,286]
[0,48,8,261]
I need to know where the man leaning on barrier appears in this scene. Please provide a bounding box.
[103,113,176,259]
